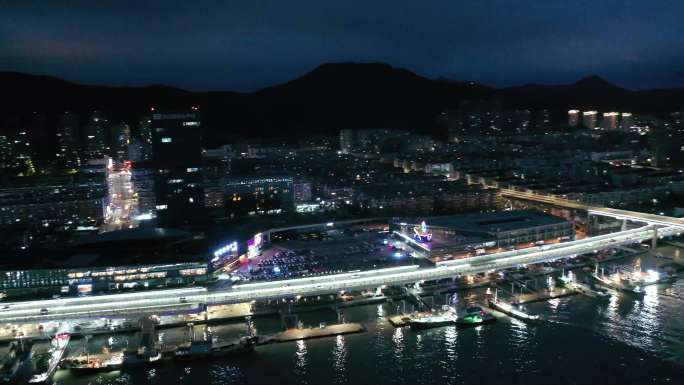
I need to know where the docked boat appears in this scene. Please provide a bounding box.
[124,316,163,365]
[488,290,541,323]
[62,352,124,373]
[174,340,212,359]
[29,333,70,383]
[209,336,257,357]
[455,306,497,327]
[591,266,645,296]
[407,306,458,329]
[0,339,34,383]
[558,273,610,299]
[122,348,162,365]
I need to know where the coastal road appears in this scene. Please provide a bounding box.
[0,224,678,323]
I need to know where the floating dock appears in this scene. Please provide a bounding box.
[266,323,366,343]
[515,287,577,304]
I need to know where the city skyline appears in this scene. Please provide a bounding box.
[1,2,683,384]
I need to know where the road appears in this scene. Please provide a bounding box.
[102,161,139,232]
[500,189,684,228]
[1,224,679,323]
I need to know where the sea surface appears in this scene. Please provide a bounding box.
[48,254,684,385]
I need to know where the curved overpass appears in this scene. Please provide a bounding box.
[1,224,678,323]
[500,189,684,228]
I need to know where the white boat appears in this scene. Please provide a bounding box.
[592,265,645,296]
[407,306,458,329]
[488,289,541,323]
[558,272,610,299]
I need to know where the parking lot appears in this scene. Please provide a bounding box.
[234,227,419,282]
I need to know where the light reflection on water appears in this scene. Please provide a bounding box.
[290,339,309,385]
[49,273,683,385]
[331,335,347,384]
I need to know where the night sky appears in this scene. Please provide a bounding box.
[2,0,683,91]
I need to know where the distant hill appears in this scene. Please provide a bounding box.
[1,62,683,153]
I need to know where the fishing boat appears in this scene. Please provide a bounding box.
[591,265,645,296]
[456,306,497,327]
[558,271,610,299]
[488,289,541,323]
[407,306,458,329]
[62,352,124,373]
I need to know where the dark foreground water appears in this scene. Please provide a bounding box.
[51,260,684,385]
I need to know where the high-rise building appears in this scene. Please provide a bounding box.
[601,112,619,130]
[138,114,154,161]
[568,109,580,127]
[83,111,109,160]
[582,111,598,129]
[57,112,80,168]
[620,113,634,131]
[151,108,205,227]
[340,129,354,154]
[110,123,131,161]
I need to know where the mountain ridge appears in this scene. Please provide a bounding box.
[1,62,683,153]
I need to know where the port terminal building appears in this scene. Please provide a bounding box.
[392,209,574,261]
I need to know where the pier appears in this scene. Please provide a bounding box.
[264,323,366,343]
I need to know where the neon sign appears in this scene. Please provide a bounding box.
[413,221,432,243]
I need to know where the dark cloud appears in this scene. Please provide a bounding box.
[1,0,682,90]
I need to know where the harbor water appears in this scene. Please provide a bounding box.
[33,255,684,384]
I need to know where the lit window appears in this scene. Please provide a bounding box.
[155,204,168,210]
[161,137,172,143]
[182,121,201,126]
[186,167,199,173]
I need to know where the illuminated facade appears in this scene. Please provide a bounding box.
[0,178,107,228]
[601,112,619,130]
[582,111,598,129]
[0,262,208,298]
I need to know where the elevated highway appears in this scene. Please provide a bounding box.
[1,224,679,323]
[500,189,684,228]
